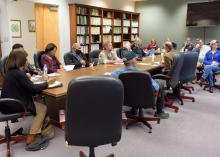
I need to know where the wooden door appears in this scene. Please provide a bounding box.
[35,4,60,59]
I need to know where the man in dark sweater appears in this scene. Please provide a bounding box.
[64,43,87,69]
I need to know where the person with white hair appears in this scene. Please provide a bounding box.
[98,41,122,64]
[199,40,220,93]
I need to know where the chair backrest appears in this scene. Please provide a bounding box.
[116,48,122,58]
[63,52,69,65]
[0,56,8,78]
[169,53,184,88]
[119,71,155,109]
[65,76,123,147]
[180,51,199,83]
[34,51,43,70]
[89,49,101,66]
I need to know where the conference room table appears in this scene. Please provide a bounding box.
[41,56,163,126]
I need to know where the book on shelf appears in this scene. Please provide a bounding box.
[90,17,101,25]
[90,9,99,16]
[91,44,100,51]
[103,35,112,43]
[76,7,88,15]
[131,28,138,34]
[81,45,89,54]
[77,26,89,34]
[114,19,121,26]
[114,35,121,43]
[77,16,87,25]
[77,36,89,45]
[91,27,100,34]
[103,26,112,34]
[103,18,112,26]
[123,27,129,34]
[131,34,138,41]
[105,12,112,18]
[123,20,130,27]
[132,20,139,27]
[114,27,121,34]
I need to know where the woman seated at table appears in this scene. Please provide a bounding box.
[41,43,63,73]
[145,38,160,54]
[1,50,55,146]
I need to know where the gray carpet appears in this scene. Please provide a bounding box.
[1,83,220,157]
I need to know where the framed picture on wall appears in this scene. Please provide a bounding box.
[10,20,22,38]
[28,20,36,32]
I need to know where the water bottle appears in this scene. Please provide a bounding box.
[152,54,155,63]
[43,64,48,80]
[161,52,164,63]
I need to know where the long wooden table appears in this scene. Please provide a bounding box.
[42,56,162,126]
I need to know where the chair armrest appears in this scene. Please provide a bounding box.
[152,74,171,80]
[0,98,27,116]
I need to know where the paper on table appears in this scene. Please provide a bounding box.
[63,65,75,71]
[104,72,112,75]
[48,73,61,77]
[114,62,124,65]
[137,63,151,66]
[48,81,62,88]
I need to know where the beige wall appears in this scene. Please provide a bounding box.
[7,0,36,63]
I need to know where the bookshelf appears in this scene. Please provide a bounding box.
[69,4,140,53]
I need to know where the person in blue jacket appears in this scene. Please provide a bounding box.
[200,40,220,93]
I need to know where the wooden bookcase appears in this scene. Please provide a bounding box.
[69,4,140,53]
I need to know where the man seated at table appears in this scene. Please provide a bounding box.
[98,41,122,64]
[117,41,132,59]
[200,40,220,93]
[161,42,176,74]
[180,37,194,52]
[111,50,169,119]
[131,36,146,58]
[64,43,87,69]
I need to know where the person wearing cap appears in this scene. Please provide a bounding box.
[111,51,169,119]
[98,41,122,64]
[200,40,220,93]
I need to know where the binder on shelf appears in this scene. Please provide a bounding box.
[123,27,129,34]
[103,35,112,43]
[90,9,100,16]
[91,44,100,51]
[103,26,112,34]
[77,36,89,45]
[91,27,100,34]
[114,35,121,43]
[131,28,138,34]
[103,18,112,26]
[77,16,87,25]
[81,45,89,54]
[114,19,121,26]
[77,26,89,34]
[132,20,139,27]
[76,7,88,15]
[123,20,130,27]
[114,27,121,34]
[91,17,101,25]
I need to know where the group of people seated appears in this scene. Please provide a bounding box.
[1,35,220,150]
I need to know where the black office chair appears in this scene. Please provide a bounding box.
[89,49,101,66]
[0,56,8,78]
[119,71,160,133]
[153,53,185,105]
[34,51,43,70]
[116,48,122,59]
[65,76,123,157]
[0,98,28,157]
[63,52,69,65]
[179,51,198,102]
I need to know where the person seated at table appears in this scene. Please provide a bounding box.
[111,50,169,119]
[199,40,220,93]
[11,43,40,76]
[117,41,132,59]
[193,39,210,65]
[98,41,122,64]
[131,36,146,58]
[161,42,176,74]
[41,43,63,73]
[1,50,55,146]
[180,37,194,52]
[64,43,87,69]
[146,38,159,52]
[164,37,177,50]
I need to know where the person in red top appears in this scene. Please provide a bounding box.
[146,38,159,51]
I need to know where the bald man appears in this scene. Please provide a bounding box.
[64,43,87,69]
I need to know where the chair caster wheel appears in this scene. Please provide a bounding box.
[148,129,152,134]
[192,99,195,102]
[126,126,128,130]
[7,151,10,157]
[157,119,160,124]
[175,109,178,113]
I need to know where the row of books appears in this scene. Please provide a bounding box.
[91,17,101,25]
[114,35,121,43]
[77,36,89,44]
[103,35,112,43]
[76,7,88,15]
[91,27,100,34]
[114,19,121,26]
[81,45,89,54]
[91,44,100,51]
[123,20,130,27]
[103,26,112,34]
[77,16,87,25]
[114,27,121,34]
[131,34,138,41]
[90,9,100,16]
[77,26,89,34]
[103,18,112,26]
[132,20,139,27]
[123,27,129,34]
[131,28,138,34]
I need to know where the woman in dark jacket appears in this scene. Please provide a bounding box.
[1,50,55,145]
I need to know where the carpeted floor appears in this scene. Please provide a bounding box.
[0,83,220,157]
